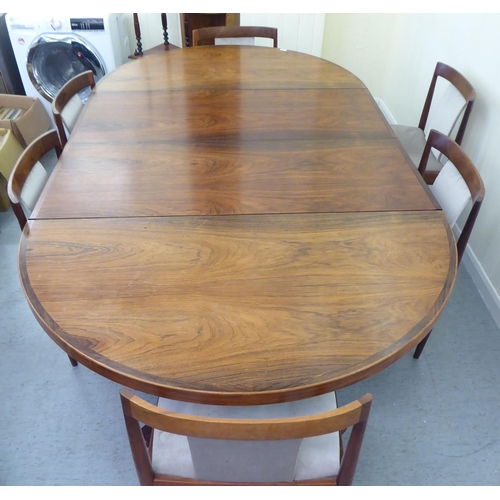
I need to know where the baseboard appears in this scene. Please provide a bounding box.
[374,97,397,125]
[453,225,500,330]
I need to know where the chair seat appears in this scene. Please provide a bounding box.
[429,159,471,226]
[61,94,84,133]
[392,124,443,172]
[20,161,48,213]
[152,392,340,483]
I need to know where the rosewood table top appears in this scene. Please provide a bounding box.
[20,46,456,405]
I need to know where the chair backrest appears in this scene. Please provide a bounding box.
[120,389,372,486]
[7,129,62,230]
[418,129,484,264]
[419,62,475,146]
[192,26,278,47]
[52,70,95,148]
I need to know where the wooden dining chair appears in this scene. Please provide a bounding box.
[120,389,372,486]
[392,62,475,183]
[413,129,485,359]
[7,129,78,368]
[192,26,278,47]
[52,70,95,148]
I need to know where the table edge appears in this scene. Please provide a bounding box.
[18,212,457,405]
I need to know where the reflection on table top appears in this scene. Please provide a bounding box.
[21,47,456,405]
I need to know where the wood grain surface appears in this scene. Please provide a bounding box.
[96,46,366,92]
[21,212,455,404]
[35,138,435,218]
[78,88,389,142]
[20,47,456,404]
[32,75,435,219]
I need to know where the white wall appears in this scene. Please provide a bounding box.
[240,13,324,55]
[322,14,500,325]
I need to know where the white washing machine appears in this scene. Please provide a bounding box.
[5,13,130,121]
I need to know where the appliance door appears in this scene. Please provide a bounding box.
[27,33,106,103]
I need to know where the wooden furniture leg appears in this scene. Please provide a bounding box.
[413,331,431,359]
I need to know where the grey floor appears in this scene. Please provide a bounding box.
[1,203,500,486]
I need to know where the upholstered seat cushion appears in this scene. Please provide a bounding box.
[152,392,340,483]
[430,159,471,226]
[392,124,444,172]
[20,161,48,213]
[61,94,84,133]
[215,37,255,45]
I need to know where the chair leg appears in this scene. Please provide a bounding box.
[68,355,78,367]
[413,330,432,359]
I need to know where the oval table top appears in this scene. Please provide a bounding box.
[21,46,457,405]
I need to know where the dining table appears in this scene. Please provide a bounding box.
[19,46,457,406]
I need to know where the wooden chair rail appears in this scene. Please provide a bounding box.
[52,70,95,114]
[413,128,484,359]
[7,129,61,209]
[418,128,485,226]
[8,129,77,368]
[418,61,476,145]
[120,389,372,486]
[192,25,278,47]
[52,70,95,147]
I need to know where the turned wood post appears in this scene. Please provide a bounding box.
[133,13,143,56]
[161,13,169,45]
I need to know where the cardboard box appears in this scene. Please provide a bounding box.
[0,128,23,178]
[0,94,52,148]
[0,128,24,211]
